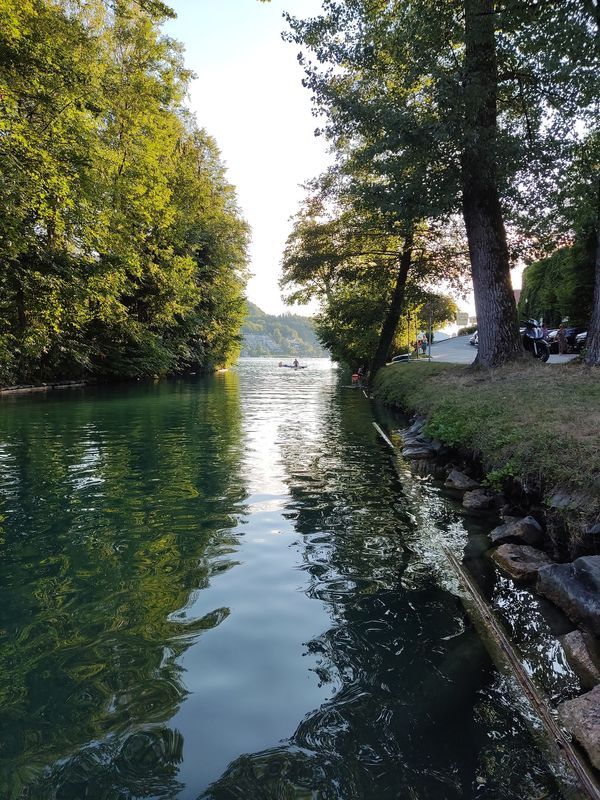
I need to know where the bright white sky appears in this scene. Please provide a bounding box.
[164,0,330,315]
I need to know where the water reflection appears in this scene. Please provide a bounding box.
[202,374,560,800]
[0,361,565,799]
[0,375,246,798]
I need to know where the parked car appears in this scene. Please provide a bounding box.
[547,326,586,353]
[469,331,478,346]
[575,331,588,352]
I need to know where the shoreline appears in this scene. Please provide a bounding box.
[0,380,89,395]
[372,361,600,780]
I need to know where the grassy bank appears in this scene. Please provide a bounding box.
[374,360,600,513]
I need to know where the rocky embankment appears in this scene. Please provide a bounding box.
[398,415,600,773]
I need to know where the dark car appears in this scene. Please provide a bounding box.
[575,331,587,352]
[547,326,586,353]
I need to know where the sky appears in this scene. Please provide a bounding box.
[164,0,330,315]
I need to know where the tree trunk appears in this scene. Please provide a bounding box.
[584,5,600,366]
[369,229,413,382]
[584,179,600,365]
[462,0,522,368]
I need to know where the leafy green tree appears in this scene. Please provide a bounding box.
[518,235,596,328]
[0,0,248,384]
[282,171,467,368]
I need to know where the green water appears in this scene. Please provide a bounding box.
[0,359,565,799]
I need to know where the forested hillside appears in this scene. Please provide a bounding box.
[240,303,327,357]
[0,0,248,385]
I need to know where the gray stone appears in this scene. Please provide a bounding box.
[491,544,552,583]
[489,515,543,547]
[586,522,600,536]
[559,630,600,689]
[403,419,425,437]
[462,489,495,511]
[444,469,480,491]
[401,433,431,447]
[401,445,434,460]
[549,490,586,510]
[537,556,600,636]
[557,685,600,770]
[500,514,524,524]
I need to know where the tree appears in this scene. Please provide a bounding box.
[461,0,522,366]
[284,0,598,369]
[0,0,248,383]
[281,167,469,368]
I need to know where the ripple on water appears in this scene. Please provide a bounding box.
[0,360,564,799]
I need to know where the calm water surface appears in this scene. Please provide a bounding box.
[0,359,566,799]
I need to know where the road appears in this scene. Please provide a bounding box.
[415,335,578,365]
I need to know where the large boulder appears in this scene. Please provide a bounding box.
[558,630,600,689]
[557,685,600,770]
[462,489,495,511]
[444,469,480,491]
[491,544,552,583]
[537,556,600,636]
[489,515,543,547]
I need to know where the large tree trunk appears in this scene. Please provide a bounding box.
[584,179,600,365]
[462,0,522,368]
[369,229,413,382]
[584,6,600,366]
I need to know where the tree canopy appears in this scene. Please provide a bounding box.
[0,0,249,384]
[282,0,600,369]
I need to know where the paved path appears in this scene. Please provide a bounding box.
[414,335,578,365]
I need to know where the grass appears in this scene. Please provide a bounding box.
[374,359,600,516]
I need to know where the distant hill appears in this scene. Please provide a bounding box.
[240,302,328,357]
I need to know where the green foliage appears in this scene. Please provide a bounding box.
[518,236,595,327]
[0,0,248,384]
[483,461,518,492]
[457,325,478,336]
[281,171,466,368]
[240,303,327,357]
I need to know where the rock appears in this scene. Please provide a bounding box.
[500,513,524,524]
[559,630,600,689]
[444,469,480,491]
[401,433,431,447]
[586,522,600,536]
[462,489,495,511]
[548,490,586,510]
[557,685,600,770]
[401,445,435,460]
[537,556,600,636]
[403,419,425,437]
[491,544,552,582]
[489,515,543,547]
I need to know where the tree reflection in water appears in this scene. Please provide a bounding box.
[0,376,245,799]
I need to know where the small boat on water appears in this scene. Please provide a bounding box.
[278,362,307,369]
